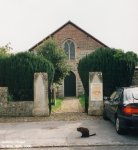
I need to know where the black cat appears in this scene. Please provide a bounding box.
[77,127,96,138]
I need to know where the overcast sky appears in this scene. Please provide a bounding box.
[0,0,138,54]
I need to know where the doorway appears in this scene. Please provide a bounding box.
[64,72,76,97]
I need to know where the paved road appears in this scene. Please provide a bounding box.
[3,146,138,150]
[0,118,138,149]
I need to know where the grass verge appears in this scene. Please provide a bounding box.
[79,95,85,109]
[52,98,63,112]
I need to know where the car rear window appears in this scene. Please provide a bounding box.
[124,88,138,101]
[132,88,138,100]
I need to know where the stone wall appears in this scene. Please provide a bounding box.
[0,87,33,117]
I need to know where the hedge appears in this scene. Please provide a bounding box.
[0,52,54,100]
[78,47,136,97]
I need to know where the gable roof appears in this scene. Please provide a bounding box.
[29,21,108,51]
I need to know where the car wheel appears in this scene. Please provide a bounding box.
[103,109,108,120]
[115,117,126,134]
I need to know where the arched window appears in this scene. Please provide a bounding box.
[64,40,75,60]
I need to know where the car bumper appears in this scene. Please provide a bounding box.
[119,115,138,130]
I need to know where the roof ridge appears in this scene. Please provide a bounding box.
[29,21,108,51]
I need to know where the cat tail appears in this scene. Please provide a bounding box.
[90,133,96,136]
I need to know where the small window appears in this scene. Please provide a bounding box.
[124,88,138,101]
[64,40,75,60]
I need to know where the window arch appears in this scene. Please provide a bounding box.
[63,40,75,60]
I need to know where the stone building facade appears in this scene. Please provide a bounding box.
[29,21,108,98]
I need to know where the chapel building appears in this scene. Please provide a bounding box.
[29,21,108,98]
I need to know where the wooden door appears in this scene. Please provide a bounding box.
[64,72,76,97]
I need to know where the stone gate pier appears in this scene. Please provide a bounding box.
[88,72,103,115]
[32,73,49,117]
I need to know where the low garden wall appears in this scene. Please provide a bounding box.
[0,87,33,117]
[0,73,49,117]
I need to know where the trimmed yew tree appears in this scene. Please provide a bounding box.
[0,52,54,100]
[78,47,137,110]
[0,45,11,87]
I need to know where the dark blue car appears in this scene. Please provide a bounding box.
[103,86,138,134]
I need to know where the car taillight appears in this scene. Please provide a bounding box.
[123,106,138,115]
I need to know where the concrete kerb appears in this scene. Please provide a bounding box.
[1,143,138,149]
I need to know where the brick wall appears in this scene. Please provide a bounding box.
[53,23,104,97]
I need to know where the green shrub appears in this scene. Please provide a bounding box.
[79,95,85,108]
[0,56,8,86]
[78,47,137,97]
[0,52,54,100]
[37,38,70,84]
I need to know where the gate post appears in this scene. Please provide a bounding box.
[88,72,103,115]
[32,73,49,116]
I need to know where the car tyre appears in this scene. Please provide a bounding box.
[115,117,126,134]
[103,109,109,120]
